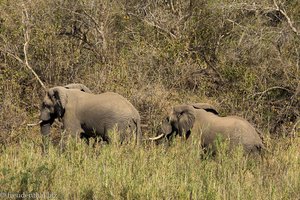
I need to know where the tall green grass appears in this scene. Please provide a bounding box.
[1,134,299,200]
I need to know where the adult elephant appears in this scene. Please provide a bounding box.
[149,103,264,154]
[40,86,142,149]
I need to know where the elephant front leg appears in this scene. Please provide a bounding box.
[80,132,91,145]
[41,134,50,155]
[80,124,109,145]
[63,117,84,137]
[40,119,55,155]
[101,133,111,144]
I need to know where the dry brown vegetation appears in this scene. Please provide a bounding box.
[0,0,299,199]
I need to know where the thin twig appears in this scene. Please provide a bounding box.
[169,0,176,14]
[250,86,292,100]
[82,10,107,50]
[22,2,46,90]
[128,12,177,39]
[273,0,299,36]
[0,48,24,64]
[290,119,300,137]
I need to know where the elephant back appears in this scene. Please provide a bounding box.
[64,83,92,93]
[219,116,264,153]
[98,92,142,144]
[99,92,140,117]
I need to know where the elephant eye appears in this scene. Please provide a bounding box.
[177,111,184,118]
[42,102,51,109]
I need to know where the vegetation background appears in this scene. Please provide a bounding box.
[0,0,299,199]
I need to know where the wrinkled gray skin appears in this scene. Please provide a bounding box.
[40,86,142,147]
[64,83,92,93]
[157,103,264,154]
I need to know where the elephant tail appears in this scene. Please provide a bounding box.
[256,128,264,140]
[254,141,272,157]
[133,118,142,145]
[255,128,269,149]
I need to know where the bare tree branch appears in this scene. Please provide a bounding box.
[80,9,107,50]
[22,2,46,90]
[290,118,300,137]
[250,86,292,100]
[128,12,177,39]
[57,6,107,62]
[169,0,176,14]
[0,48,24,64]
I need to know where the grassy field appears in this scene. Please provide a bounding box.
[0,0,299,199]
[1,132,299,200]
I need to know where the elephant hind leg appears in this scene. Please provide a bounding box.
[201,145,216,159]
[101,126,111,144]
[250,143,266,154]
[242,142,264,154]
[92,136,105,147]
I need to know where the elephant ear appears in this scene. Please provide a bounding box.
[64,83,92,93]
[48,87,67,118]
[177,106,196,135]
[191,103,219,115]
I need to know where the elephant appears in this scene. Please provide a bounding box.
[64,83,92,93]
[149,103,264,154]
[40,86,142,149]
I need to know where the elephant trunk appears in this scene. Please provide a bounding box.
[148,117,175,141]
[40,122,51,135]
[40,120,53,154]
[134,118,142,145]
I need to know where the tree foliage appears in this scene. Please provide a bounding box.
[0,0,299,143]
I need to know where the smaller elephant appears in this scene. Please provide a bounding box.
[150,103,264,154]
[40,86,142,150]
[64,83,92,93]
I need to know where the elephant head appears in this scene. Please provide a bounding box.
[64,83,92,93]
[39,83,90,135]
[40,87,67,136]
[150,103,218,141]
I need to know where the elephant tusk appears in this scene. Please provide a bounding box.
[148,133,165,141]
[27,120,43,127]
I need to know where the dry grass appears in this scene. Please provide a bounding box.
[0,134,299,200]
